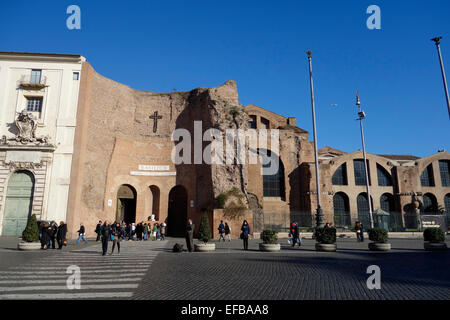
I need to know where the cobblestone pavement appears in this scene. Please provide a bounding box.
[133,238,450,300]
[0,239,168,299]
[1,237,449,300]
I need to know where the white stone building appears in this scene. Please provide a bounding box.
[0,52,85,235]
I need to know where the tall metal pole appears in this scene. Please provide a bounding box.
[306,51,324,228]
[356,93,374,229]
[431,37,450,119]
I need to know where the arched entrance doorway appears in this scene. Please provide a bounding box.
[167,185,187,237]
[116,185,136,224]
[149,185,160,221]
[2,171,35,236]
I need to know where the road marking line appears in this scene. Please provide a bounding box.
[0,292,134,299]
[0,284,139,292]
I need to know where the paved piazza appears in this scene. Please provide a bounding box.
[0,237,449,300]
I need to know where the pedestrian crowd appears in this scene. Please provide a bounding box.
[95,219,168,256]
[38,221,67,250]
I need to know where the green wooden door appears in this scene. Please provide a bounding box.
[2,171,35,236]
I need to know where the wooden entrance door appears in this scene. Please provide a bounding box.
[2,171,35,236]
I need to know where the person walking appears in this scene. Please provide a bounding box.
[240,220,250,251]
[110,222,122,255]
[56,221,67,250]
[292,221,301,247]
[130,223,136,240]
[136,222,143,241]
[160,221,167,240]
[143,223,149,240]
[50,221,58,249]
[185,219,195,252]
[100,220,111,256]
[156,223,161,240]
[360,222,365,242]
[152,223,158,240]
[95,220,102,241]
[40,222,51,250]
[224,222,231,242]
[355,221,365,242]
[76,223,88,244]
[218,220,226,242]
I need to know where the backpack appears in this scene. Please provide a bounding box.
[172,243,183,253]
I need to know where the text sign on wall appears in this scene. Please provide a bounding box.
[130,171,176,176]
[421,215,448,233]
[138,165,170,171]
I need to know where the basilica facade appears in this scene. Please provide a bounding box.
[0,52,448,238]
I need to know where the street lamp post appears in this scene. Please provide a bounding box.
[356,93,374,229]
[431,37,450,119]
[306,51,324,228]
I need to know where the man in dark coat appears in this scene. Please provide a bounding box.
[95,220,102,241]
[185,219,195,252]
[292,221,301,247]
[100,221,111,256]
[50,221,58,249]
[56,221,67,250]
[40,222,51,250]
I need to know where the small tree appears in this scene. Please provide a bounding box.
[424,228,445,243]
[198,212,212,243]
[315,227,337,244]
[368,228,389,244]
[22,214,39,242]
[262,229,278,244]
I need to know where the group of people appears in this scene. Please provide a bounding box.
[183,219,251,251]
[94,220,167,243]
[39,221,68,250]
[93,220,167,256]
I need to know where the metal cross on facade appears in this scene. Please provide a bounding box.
[149,111,162,133]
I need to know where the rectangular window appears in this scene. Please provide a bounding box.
[73,72,79,80]
[439,160,450,187]
[30,69,42,84]
[248,115,256,129]
[354,159,371,186]
[26,97,43,113]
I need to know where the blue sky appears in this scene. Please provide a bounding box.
[1,0,449,157]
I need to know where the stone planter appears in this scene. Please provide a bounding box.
[315,243,337,252]
[194,243,216,252]
[18,241,41,251]
[424,242,448,251]
[259,243,281,252]
[368,242,391,251]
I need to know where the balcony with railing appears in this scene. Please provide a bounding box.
[18,75,48,89]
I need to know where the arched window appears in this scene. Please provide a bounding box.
[444,194,450,227]
[354,159,371,186]
[420,164,435,187]
[377,164,392,186]
[261,150,285,199]
[439,160,450,187]
[422,193,438,214]
[333,192,351,227]
[380,193,395,212]
[357,192,373,230]
[332,163,348,185]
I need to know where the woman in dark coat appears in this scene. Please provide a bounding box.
[40,222,51,250]
[240,220,251,251]
[56,221,68,250]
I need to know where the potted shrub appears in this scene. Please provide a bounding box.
[423,228,447,251]
[18,214,41,250]
[194,212,215,252]
[315,227,337,252]
[259,229,280,252]
[367,228,391,251]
